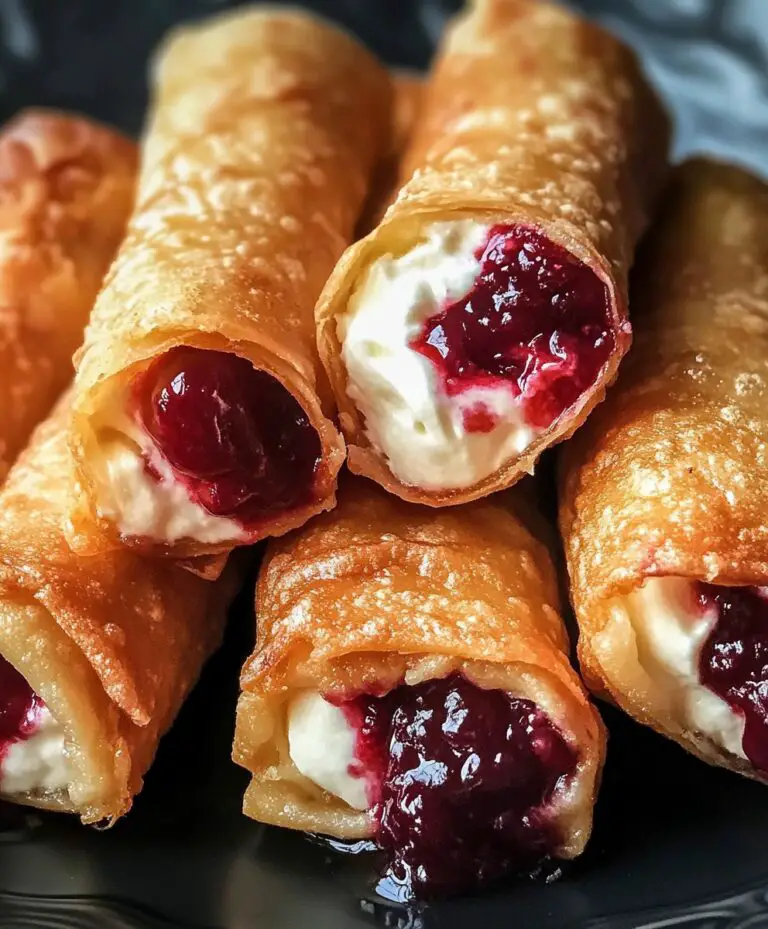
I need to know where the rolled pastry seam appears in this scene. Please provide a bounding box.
[0,109,136,482]
[355,70,425,237]
[390,72,424,163]
[234,477,604,898]
[559,160,768,781]
[0,394,241,821]
[316,0,670,506]
[69,8,392,560]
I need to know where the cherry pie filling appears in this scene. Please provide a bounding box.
[333,673,577,898]
[697,584,768,774]
[0,655,44,776]
[409,224,615,433]
[134,347,322,526]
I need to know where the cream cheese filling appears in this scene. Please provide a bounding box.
[339,220,540,491]
[0,704,69,797]
[287,691,368,810]
[90,408,246,545]
[623,577,746,759]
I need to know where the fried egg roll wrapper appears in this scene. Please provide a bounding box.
[0,110,136,482]
[559,160,768,775]
[316,0,670,506]
[356,71,424,236]
[391,72,424,161]
[0,396,242,822]
[69,8,391,559]
[234,476,604,854]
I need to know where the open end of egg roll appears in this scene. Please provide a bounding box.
[560,159,768,782]
[316,0,670,506]
[0,597,124,816]
[0,396,241,821]
[234,477,604,899]
[586,578,768,780]
[69,8,392,560]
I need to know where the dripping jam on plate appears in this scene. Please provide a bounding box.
[410,224,615,434]
[328,673,576,900]
[697,584,768,774]
[134,347,322,526]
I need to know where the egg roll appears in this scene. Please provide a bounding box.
[0,395,241,822]
[234,476,604,899]
[316,0,670,507]
[68,7,391,560]
[391,72,423,162]
[0,109,136,482]
[356,71,425,237]
[560,160,768,782]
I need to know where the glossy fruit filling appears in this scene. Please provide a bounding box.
[698,584,768,773]
[0,655,43,769]
[410,225,614,431]
[135,347,322,524]
[337,673,576,899]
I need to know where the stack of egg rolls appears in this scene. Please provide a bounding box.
[0,395,241,822]
[0,110,136,481]
[234,476,604,897]
[2,0,747,900]
[317,0,670,506]
[560,160,768,780]
[67,7,391,561]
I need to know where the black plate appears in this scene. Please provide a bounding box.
[2,2,768,927]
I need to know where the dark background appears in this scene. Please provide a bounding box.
[0,0,766,174]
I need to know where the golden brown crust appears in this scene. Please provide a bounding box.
[356,71,425,236]
[0,395,240,821]
[69,8,392,558]
[391,72,424,160]
[0,109,136,482]
[316,0,670,506]
[559,159,768,777]
[234,475,604,856]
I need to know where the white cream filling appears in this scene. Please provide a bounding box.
[1,704,69,796]
[287,691,368,810]
[92,411,247,545]
[339,220,539,491]
[625,577,747,759]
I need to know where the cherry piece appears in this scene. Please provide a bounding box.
[0,655,43,766]
[698,584,768,774]
[136,347,322,523]
[410,225,614,431]
[338,673,576,899]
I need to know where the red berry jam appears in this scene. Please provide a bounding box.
[698,584,768,774]
[0,655,43,768]
[136,348,322,524]
[410,225,614,431]
[338,674,577,899]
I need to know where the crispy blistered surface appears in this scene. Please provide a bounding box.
[559,160,768,776]
[70,8,392,556]
[561,160,768,611]
[0,395,237,820]
[316,0,670,506]
[0,109,136,482]
[234,475,604,852]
